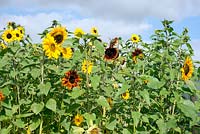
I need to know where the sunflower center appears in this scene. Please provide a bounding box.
[69,75,75,83]
[50,43,56,51]
[93,29,97,33]
[184,64,190,75]
[91,128,99,134]
[54,34,63,44]
[133,37,137,41]
[105,48,116,57]
[6,33,12,39]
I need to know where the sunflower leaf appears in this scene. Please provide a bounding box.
[46,98,57,112]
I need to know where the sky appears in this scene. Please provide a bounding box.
[0,0,200,62]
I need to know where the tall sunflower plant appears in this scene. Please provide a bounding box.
[0,20,199,133]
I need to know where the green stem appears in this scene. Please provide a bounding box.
[39,119,43,134]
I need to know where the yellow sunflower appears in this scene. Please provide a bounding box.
[48,26,67,45]
[81,60,93,74]
[90,27,98,35]
[131,34,140,43]
[62,70,81,90]
[61,47,73,59]
[74,114,84,126]
[0,43,7,49]
[122,90,130,100]
[2,29,15,43]
[17,26,25,35]
[42,35,61,59]
[74,28,85,38]
[14,29,23,41]
[181,56,194,81]
[107,98,113,108]
[86,125,102,134]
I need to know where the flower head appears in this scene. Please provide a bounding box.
[131,34,140,43]
[14,29,23,41]
[2,29,15,43]
[82,60,93,74]
[74,28,85,38]
[74,114,84,126]
[86,125,102,134]
[17,26,25,35]
[0,43,7,49]
[90,27,98,35]
[42,35,61,59]
[181,56,194,81]
[48,26,68,45]
[62,70,81,90]
[107,98,113,108]
[132,48,143,63]
[61,47,73,59]
[0,91,5,101]
[104,48,119,61]
[122,90,130,100]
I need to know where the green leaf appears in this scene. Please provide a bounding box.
[31,102,44,115]
[1,87,11,96]
[186,43,194,55]
[91,75,101,90]
[13,119,26,128]
[61,119,71,131]
[113,74,125,83]
[69,88,85,99]
[30,119,40,131]
[131,111,141,127]
[0,125,12,134]
[122,129,131,134]
[96,96,110,109]
[185,80,197,91]
[94,40,104,55]
[84,113,96,126]
[46,98,57,112]
[16,113,34,118]
[106,119,117,131]
[115,83,131,98]
[166,119,176,129]
[139,90,150,105]
[156,119,167,134]
[38,82,51,96]
[31,68,40,79]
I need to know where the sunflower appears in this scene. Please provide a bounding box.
[62,70,81,90]
[86,125,102,134]
[61,47,73,59]
[104,48,119,61]
[74,114,84,126]
[48,26,67,45]
[181,56,194,81]
[122,90,130,100]
[14,29,23,41]
[17,26,25,35]
[1,29,15,43]
[107,98,113,108]
[90,27,98,35]
[74,28,85,38]
[42,35,61,59]
[82,60,93,74]
[0,43,7,49]
[0,91,5,101]
[132,48,143,63]
[131,34,140,43]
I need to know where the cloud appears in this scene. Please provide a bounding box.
[191,39,200,61]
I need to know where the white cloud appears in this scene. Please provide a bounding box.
[191,39,200,61]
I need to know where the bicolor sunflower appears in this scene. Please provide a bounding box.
[14,29,23,41]
[74,114,84,126]
[62,70,81,90]
[122,90,130,100]
[104,48,119,61]
[0,91,5,101]
[48,26,67,45]
[86,125,102,134]
[42,35,61,59]
[81,60,93,74]
[181,56,194,81]
[61,47,73,59]
[1,29,15,43]
[132,48,143,63]
[131,34,140,43]
[74,28,85,38]
[90,27,98,35]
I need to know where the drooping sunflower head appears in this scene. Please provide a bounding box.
[181,56,194,81]
[14,29,23,41]
[42,35,61,59]
[131,34,140,43]
[122,90,130,100]
[82,60,93,74]
[0,91,5,101]
[90,27,98,35]
[48,26,67,45]
[61,47,73,59]
[104,48,119,61]
[74,114,84,126]
[1,29,15,43]
[74,28,85,38]
[87,125,102,134]
[62,70,81,90]
[132,48,143,63]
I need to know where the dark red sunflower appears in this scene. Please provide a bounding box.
[104,47,119,61]
[62,70,81,90]
[132,48,143,63]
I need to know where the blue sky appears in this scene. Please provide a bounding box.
[0,0,199,62]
